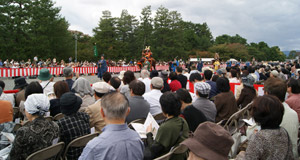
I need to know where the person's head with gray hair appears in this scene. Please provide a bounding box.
[100,92,130,123]
[140,69,150,79]
[63,67,73,79]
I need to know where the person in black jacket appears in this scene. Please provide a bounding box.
[176,67,187,89]
[176,88,207,132]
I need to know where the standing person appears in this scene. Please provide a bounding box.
[57,92,91,160]
[197,58,203,72]
[33,56,38,65]
[98,55,107,80]
[79,92,144,160]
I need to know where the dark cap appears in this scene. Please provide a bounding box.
[60,92,82,115]
[14,77,28,89]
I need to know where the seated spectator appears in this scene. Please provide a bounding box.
[0,87,13,124]
[264,77,299,158]
[49,81,69,117]
[120,70,136,98]
[236,95,294,159]
[214,77,238,123]
[235,71,249,100]
[138,69,151,93]
[286,78,300,122]
[143,77,164,115]
[216,69,226,78]
[79,92,144,160]
[72,77,95,110]
[0,80,15,106]
[176,67,187,89]
[57,92,91,160]
[211,75,219,82]
[203,69,219,99]
[109,76,121,91]
[126,80,150,123]
[9,94,59,160]
[270,70,279,79]
[189,73,202,84]
[102,72,111,84]
[169,72,182,92]
[177,88,207,132]
[102,72,115,91]
[150,70,159,79]
[145,92,189,159]
[181,122,234,160]
[63,67,75,91]
[237,75,257,108]
[0,98,14,150]
[13,77,28,107]
[85,82,111,132]
[192,82,217,122]
[229,69,240,83]
[160,71,170,93]
[38,68,55,96]
[19,81,44,118]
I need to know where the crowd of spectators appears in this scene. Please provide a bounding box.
[1,58,300,160]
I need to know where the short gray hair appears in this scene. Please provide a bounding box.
[101,92,129,120]
[141,69,149,78]
[63,67,73,77]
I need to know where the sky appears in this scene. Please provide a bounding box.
[53,0,300,51]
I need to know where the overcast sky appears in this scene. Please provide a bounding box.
[53,0,300,51]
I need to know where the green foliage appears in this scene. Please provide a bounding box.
[0,0,73,61]
[288,50,297,59]
[0,2,287,62]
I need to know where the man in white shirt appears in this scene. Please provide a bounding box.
[264,78,299,159]
[143,77,164,116]
[138,69,151,93]
[38,68,55,96]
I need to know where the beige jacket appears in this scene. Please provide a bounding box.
[85,100,105,133]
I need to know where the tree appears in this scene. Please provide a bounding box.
[116,9,138,59]
[215,34,247,45]
[288,50,297,59]
[0,0,73,61]
[93,10,118,60]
